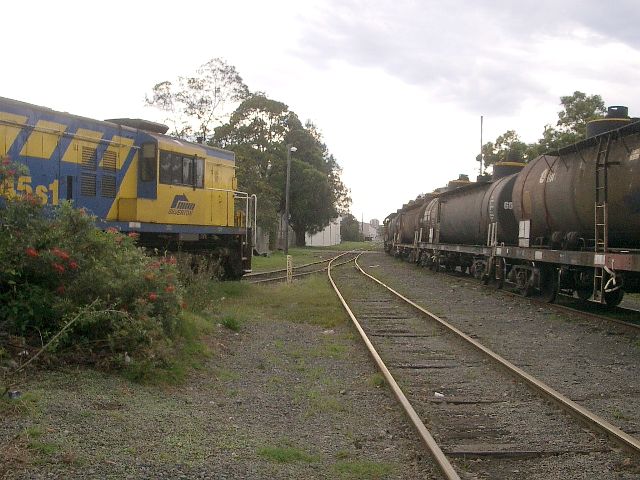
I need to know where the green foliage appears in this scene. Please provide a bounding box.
[220,315,242,332]
[340,214,364,242]
[145,58,250,141]
[480,91,607,168]
[477,130,534,166]
[214,93,351,246]
[0,158,184,369]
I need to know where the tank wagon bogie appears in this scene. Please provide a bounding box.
[0,96,255,279]
[386,106,640,306]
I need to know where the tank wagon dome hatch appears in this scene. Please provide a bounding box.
[586,106,633,139]
[553,105,640,156]
[491,161,526,181]
[105,118,170,135]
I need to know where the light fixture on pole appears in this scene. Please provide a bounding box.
[284,144,297,255]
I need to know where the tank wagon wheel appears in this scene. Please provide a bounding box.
[603,288,624,307]
[574,271,593,302]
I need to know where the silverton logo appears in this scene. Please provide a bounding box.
[168,194,195,215]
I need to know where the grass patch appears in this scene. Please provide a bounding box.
[369,373,385,389]
[220,315,242,332]
[257,444,317,463]
[0,392,40,417]
[121,311,212,385]
[252,248,329,273]
[296,388,345,413]
[334,459,393,479]
[28,439,60,456]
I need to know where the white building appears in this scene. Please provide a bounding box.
[306,217,341,246]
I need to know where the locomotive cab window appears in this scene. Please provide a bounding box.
[159,150,204,188]
[140,143,157,182]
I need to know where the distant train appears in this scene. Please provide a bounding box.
[0,97,255,278]
[385,106,640,306]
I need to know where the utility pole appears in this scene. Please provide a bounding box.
[479,115,484,178]
[284,144,297,255]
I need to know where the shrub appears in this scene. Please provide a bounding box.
[0,157,184,369]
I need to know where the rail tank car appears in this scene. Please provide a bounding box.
[422,163,524,246]
[512,107,640,249]
[398,195,433,244]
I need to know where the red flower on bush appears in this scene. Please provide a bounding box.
[25,247,39,258]
[56,285,66,295]
[69,261,79,270]
[164,285,175,293]
[166,256,177,265]
[148,292,158,302]
[106,227,119,234]
[180,301,187,310]
[128,232,139,239]
[52,247,70,261]
[52,263,65,274]
[2,157,10,166]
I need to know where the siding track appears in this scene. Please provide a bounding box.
[329,253,640,479]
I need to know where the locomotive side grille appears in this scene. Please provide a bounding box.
[81,147,97,170]
[80,173,97,196]
[102,150,117,172]
[101,175,116,198]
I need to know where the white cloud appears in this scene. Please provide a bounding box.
[3,0,640,222]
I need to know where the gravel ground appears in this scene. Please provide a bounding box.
[333,259,640,479]
[1,281,441,479]
[361,253,640,435]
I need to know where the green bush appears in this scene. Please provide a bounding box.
[0,157,184,368]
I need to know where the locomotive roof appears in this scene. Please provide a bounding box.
[0,96,235,162]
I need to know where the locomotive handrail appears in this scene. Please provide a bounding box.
[203,187,257,252]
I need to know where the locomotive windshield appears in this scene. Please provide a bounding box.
[159,150,204,188]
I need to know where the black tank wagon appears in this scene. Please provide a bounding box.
[385,106,640,306]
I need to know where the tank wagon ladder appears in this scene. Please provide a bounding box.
[593,133,612,303]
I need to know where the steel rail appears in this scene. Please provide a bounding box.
[356,255,640,455]
[427,265,640,331]
[328,254,461,480]
[244,257,333,278]
[247,252,355,284]
[519,293,640,331]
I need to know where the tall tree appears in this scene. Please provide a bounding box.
[340,213,363,242]
[213,93,351,247]
[477,130,532,166]
[480,91,607,165]
[537,91,606,152]
[145,58,249,141]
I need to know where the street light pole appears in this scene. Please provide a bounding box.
[284,144,297,255]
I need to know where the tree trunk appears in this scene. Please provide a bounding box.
[294,226,306,247]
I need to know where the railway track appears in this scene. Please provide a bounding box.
[415,258,640,330]
[244,251,360,284]
[329,253,640,479]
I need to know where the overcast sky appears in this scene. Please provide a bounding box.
[4,0,640,222]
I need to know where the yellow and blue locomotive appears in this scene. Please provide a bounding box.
[0,96,254,278]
